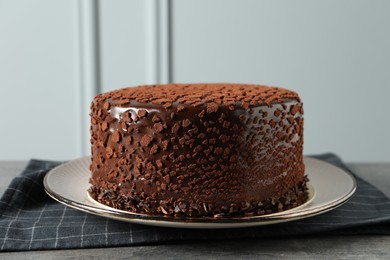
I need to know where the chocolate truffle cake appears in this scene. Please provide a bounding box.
[89,83,307,217]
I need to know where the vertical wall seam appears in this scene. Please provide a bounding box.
[158,0,172,84]
[146,0,172,84]
[78,0,101,156]
[167,0,173,83]
[145,0,159,84]
[74,0,83,157]
[94,1,102,95]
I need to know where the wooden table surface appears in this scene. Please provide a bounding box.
[1,161,389,259]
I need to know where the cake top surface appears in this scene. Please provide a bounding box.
[94,83,300,109]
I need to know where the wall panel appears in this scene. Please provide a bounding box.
[171,0,390,161]
[98,0,148,92]
[0,0,82,160]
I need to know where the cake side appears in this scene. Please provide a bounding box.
[89,83,306,217]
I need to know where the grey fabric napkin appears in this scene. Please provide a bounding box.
[1,154,389,252]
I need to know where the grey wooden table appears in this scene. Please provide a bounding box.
[1,161,390,259]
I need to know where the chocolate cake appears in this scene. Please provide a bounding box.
[89,83,307,217]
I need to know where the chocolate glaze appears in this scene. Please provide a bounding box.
[89,83,306,217]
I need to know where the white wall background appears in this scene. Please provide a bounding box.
[0,0,83,160]
[1,0,389,162]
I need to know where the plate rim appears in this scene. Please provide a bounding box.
[43,156,357,228]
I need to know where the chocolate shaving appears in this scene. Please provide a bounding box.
[140,135,152,147]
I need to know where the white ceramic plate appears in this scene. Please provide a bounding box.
[44,157,356,229]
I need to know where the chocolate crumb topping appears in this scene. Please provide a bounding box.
[137,109,148,118]
[89,83,306,217]
[140,135,152,147]
[206,102,219,113]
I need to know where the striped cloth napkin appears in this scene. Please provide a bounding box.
[1,154,389,252]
